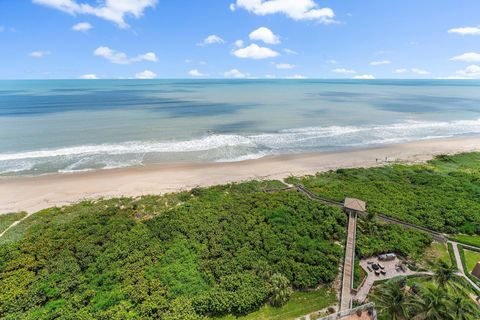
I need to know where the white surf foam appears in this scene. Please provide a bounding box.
[216,152,268,163]
[0,135,255,161]
[0,118,479,168]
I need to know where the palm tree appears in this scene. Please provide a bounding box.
[449,294,480,320]
[429,260,463,292]
[268,273,293,307]
[411,286,451,320]
[370,277,413,320]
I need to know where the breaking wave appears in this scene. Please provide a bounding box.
[1,118,479,175]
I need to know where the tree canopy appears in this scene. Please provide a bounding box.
[0,181,347,319]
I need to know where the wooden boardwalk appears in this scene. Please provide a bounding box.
[340,211,357,311]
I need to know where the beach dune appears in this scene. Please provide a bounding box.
[1,136,480,214]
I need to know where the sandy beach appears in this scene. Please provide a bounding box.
[1,136,480,214]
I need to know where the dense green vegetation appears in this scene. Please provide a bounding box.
[287,152,480,234]
[216,288,336,320]
[0,212,27,234]
[0,181,347,319]
[355,217,432,259]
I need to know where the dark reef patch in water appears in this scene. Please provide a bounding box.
[0,89,254,117]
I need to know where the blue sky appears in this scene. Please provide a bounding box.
[1,0,480,79]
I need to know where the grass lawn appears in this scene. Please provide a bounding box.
[450,234,480,248]
[422,242,451,266]
[464,249,480,274]
[215,287,336,320]
[0,212,27,234]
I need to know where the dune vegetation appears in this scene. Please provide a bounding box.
[0,181,349,319]
[287,152,480,234]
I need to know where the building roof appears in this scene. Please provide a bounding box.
[344,198,366,212]
[472,262,480,280]
[342,311,375,320]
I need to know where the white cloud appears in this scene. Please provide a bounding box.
[229,3,236,11]
[94,47,129,64]
[94,46,158,64]
[188,69,207,77]
[234,40,244,48]
[135,70,157,79]
[283,48,298,55]
[234,0,335,23]
[199,61,207,65]
[185,59,192,63]
[326,59,337,64]
[453,65,480,79]
[79,73,99,79]
[233,43,279,59]
[136,52,158,62]
[198,35,225,46]
[332,68,355,74]
[72,22,93,32]
[370,60,391,66]
[224,69,248,78]
[249,27,280,44]
[276,63,295,69]
[394,68,408,74]
[450,52,480,62]
[411,68,430,75]
[353,74,375,79]
[33,0,157,28]
[284,74,307,79]
[448,26,480,36]
[29,50,51,58]
[265,74,276,78]
[437,65,480,79]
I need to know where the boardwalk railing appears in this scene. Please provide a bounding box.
[339,211,357,311]
[375,214,447,242]
[317,302,377,320]
[296,185,343,207]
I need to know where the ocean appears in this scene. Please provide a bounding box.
[1,79,480,176]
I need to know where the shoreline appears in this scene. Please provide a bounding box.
[1,136,480,214]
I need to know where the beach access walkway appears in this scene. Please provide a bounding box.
[339,211,357,311]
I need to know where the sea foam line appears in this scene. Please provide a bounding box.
[0,118,479,162]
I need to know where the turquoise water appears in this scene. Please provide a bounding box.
[1,79,480,176]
